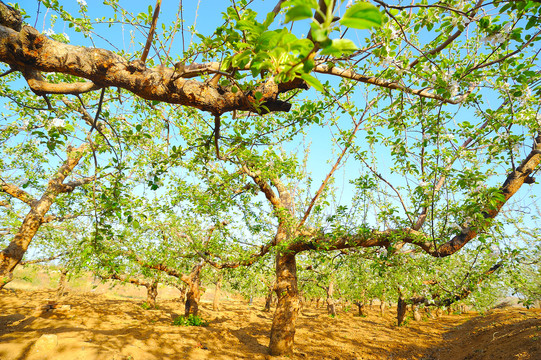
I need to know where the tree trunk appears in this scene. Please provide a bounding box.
[184,264,202,316]
[177,284,186,303]
[326,278,336,316]
[56,269,68,298]
[146,280,158,308]
[355,301,365,316]
[268,252,300,356]
[0,144,87,290]
[213,276,222,311]
[185,283,200,316]
[263,286,274,312]
[397,296,407,326]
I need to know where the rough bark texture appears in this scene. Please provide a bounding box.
[213,276,222,311]
[146,280,158,308]
[354,301,366,317]
[268,251,300,356]
[56,269,68,298]
[326,279,337,316]
[0,144,88,290]
[184,264,202,316]
[0,2,303,116]
[185,284,200,316]
[263,287,274,312]
[397,296,407,326]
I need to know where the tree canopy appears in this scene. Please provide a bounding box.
[1,0,540,356]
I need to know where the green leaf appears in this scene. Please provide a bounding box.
[319,39,358,56]
[339,3,382,30]
[310,23,329,43]
[285,5,313,23]
[301,73,324,92]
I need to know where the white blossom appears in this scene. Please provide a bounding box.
[422,133,431,140]
[442,133,455,141]
[449,80,459,97]
[388,25,399,40]
[481,33,505,46]
[346,0,354,8]
[451,17,461,27]
[77,0,87,6]
[490,245,501,257]
[63,33,70,41]
[381,57,394,67]
[536,113,541,127]
[22,119,29,129]
[520,87,531,106]
[421,63,434,73]
[442,70,453,82]
[44,28,55,37]
[419,180,428,187]
[449,223,461,230]
[51,118,65,127]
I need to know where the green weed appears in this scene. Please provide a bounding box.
[172,314,209,327]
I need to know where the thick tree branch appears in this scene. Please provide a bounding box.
[197,239,274,269]
[41,213,80,224]
[241,165,282,211]
[290,132,541,257]
[408,260,503,308]
[22,68,101,95]
[99,272,155,289]
[59,176,97,193]
[430,131,541,256]
[0,181,38,207]
[0,21,297,115]
[1,143,89,288]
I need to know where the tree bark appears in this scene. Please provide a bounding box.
[326,278,337,316]
[213,275,222,311]
[397,296,407,326]
[146,280,158,308]
[0,144,88,290]
[185,265,202,316]
[354,301,365,316]
[0,3,302,116]
[263,286,274,312]
[56,269,68,298]
[268,251,300,356]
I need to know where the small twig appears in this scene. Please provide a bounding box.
[141,0,162,63]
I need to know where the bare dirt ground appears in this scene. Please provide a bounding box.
[1,279,540,360]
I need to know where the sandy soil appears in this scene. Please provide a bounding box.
[1,287,540,360]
